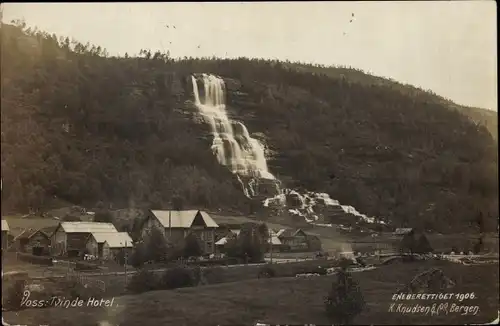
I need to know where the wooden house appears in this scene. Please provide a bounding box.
[140,210,219,254]
[13,229,51,255]
[51,222,118,257]
[85,232,133,260]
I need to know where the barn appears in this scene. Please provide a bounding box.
[85,232,133,260]
[51,222,118,257]
[13,229,51,256]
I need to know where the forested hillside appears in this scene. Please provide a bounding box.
[1,21,498,232]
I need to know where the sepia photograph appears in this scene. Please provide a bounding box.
[1,2,498,326]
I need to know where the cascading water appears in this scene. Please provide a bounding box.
[191,74,275,182]
[191,73,384,227]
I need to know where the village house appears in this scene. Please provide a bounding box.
[85,232,133,261]
[51,222,118,257]
[215,229,240,252]
[276,228,309,251]
[140,210,219,254]
[1,219,9,249]
[13,229,51,256]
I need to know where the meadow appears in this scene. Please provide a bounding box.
[4,260,498,326]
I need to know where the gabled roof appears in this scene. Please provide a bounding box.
[277,228,306,238]
[59,222,118,233]
[150,210,219,228]
[89,232,133,248]
[13,229,48,241]
[394,228,414,235]
[215,237,229,245]
[269,235,282,245]
[1,220,9,232]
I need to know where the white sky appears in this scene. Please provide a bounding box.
[2,2,497,111]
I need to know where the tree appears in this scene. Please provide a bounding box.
[399,232,416,254]
[129,241,148,268]
[182,233,203,257]
[115,248,126,266]
[324,268,365,324]
[146,227,171,263]
[414,234,433,254]
[225,223,265,263]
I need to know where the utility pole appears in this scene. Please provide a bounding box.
[269,230,273,264]
[169,209,172,237]
[123,241,128,284]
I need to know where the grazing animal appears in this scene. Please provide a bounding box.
[397,268,455,294]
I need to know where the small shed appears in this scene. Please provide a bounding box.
[85,232,133,260]
[13,229,51,255]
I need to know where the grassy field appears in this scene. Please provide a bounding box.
[4,260,498,326]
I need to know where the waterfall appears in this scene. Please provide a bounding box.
[191,73,384,227]
[191,74,274,180]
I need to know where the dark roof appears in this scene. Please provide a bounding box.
[13,229,49,241]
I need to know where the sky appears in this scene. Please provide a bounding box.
[2,2,497,111]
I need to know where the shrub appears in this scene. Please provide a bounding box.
[160,265,195,290]
[182,233,204,258]
[4,279,26,311]
[225,223,265,263]
[258,264,276,278]
[115,249,126,266]
[16,253,53,266]
[75,261,99,271]
[127,269,159,294]
[147,227,171,263]
[324,269,365,324]
[414,234,433,254]
[129,241,148,268]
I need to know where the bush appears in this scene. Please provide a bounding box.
[75,261,99,271]
[325,269,365,324]
[4,279,26,311]
[160,265,195,290]
[127,269,159,294]
[16,253,53,266]
[129,241,148,268]
[146,227,171,263]
[258,264,276,278]
[115,249,126,266]
[182,233,204,258]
